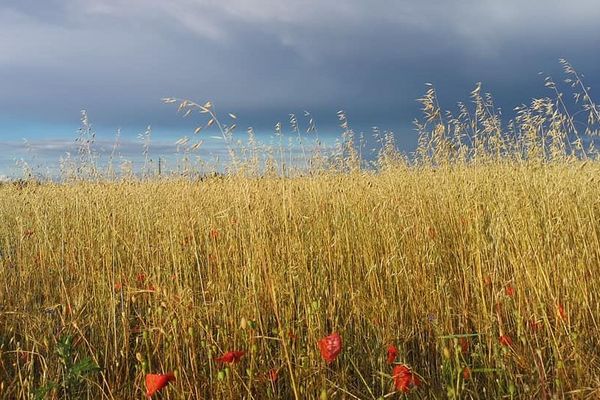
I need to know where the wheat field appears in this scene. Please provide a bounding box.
[1,63,600,399]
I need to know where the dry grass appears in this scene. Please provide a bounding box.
[1,162,600,399]
[1,61,600,399]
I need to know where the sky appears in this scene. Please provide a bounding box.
[1,0,599,176]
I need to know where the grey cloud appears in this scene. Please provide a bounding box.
[0,0,599,143]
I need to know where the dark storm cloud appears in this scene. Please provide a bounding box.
[1,0,599,143]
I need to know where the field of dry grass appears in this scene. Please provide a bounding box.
[1,62,599,399]
[1,160,599,399]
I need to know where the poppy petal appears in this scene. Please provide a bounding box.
[392,364,420,393]
[145,373,175,397]
[215,350,245,363]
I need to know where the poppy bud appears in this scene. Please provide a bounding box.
[462,367,471,380]
[505,285,515,297]
[267,369,279,382]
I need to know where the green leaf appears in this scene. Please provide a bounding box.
[33,382,58,400]
[69,357,101,379]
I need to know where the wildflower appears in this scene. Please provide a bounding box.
[505,285,515,297]
[386,345,398,364]
[499,334,513,347]
[459,337,469,355]
[145,373,175,397]
[392,364,421,393]
[137,273,146,283]
[318,332,342,364]
[267,368,279,382]
[215,350,245,364]
[210,229,219,239]
[462,367,471,380]
[114,282,123,291]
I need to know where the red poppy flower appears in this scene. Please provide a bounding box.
[215,350,245,363]
[462,367,471,380]
[392,364,421,393]
[114,282,123,291]
[386,345,398,364]
[499,334,513,347]
[145,373,175,397]
[210,229,219,239]
[505,285,515,297]
[318,332,342,364]
[137,273,146,283]
[459,337,469,355]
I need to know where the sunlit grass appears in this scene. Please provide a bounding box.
[0,61,599,398]
[1,161,599,399]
